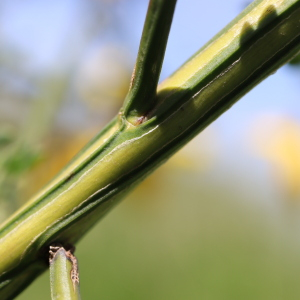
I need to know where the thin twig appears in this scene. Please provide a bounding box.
[122,0,177,124]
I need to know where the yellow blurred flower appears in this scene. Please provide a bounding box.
[251,113,300,199]
[18,129,97,202]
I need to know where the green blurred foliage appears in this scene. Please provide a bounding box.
[0,133,13,148]
[4,147,40,175]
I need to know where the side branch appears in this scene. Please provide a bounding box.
[122,0,177,124]
[49,245,81,300]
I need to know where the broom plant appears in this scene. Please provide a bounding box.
[0,0,300,298]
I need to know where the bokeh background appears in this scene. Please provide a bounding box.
[1,0,300,299]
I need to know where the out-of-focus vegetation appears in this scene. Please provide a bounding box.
[0,0,300,299]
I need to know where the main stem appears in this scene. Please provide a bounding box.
[0,0,300,298]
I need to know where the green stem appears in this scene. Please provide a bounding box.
[0,0,300,298]
[122,0,177,124]
[50,246,81,300]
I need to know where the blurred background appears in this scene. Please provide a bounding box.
[1,0,300,299]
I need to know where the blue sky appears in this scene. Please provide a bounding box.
[0,0,247,72]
